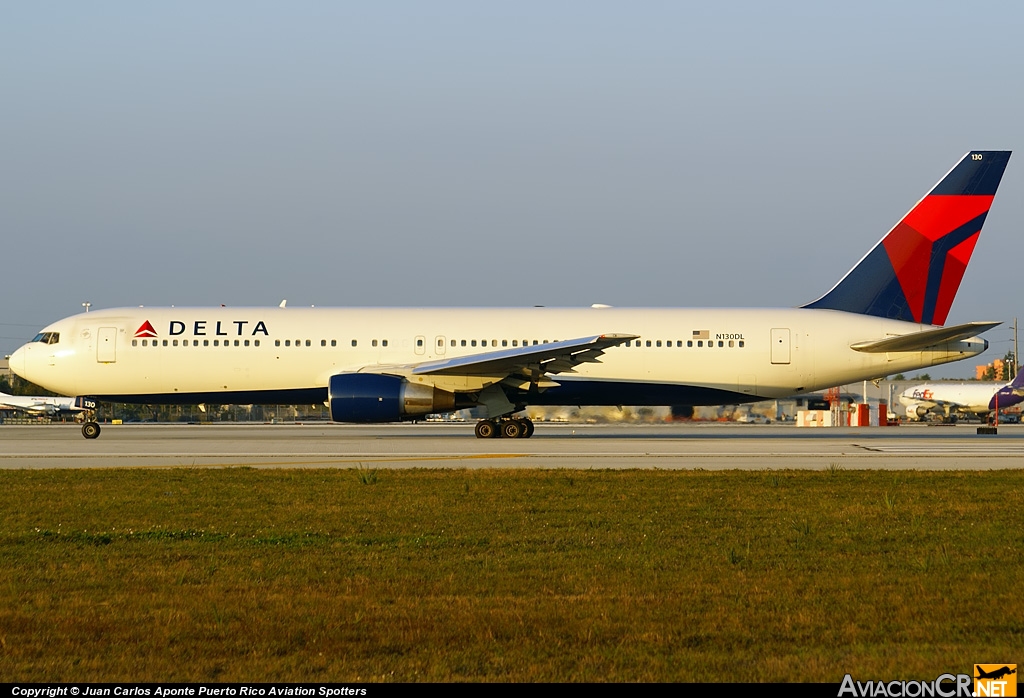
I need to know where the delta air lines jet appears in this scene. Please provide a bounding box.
[8,151,1011,439]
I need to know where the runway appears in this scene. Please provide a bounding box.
[2,421,1024,469]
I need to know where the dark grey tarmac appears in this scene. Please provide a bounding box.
[2,422,1023,469]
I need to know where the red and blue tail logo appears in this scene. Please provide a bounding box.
[804,151,1010,325]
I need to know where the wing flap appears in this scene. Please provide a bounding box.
[851,321,1000,353]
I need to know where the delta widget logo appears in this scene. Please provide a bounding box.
[134,321,158,338]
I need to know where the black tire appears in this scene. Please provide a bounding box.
[475,420,497,438]
[502,420,522,439]
[82,422,101,439]
[521,418,535,438]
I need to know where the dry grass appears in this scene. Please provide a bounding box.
[0,468,1021,682]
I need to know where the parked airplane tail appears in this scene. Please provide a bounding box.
[804,151,1011,325]
[1005,368,1024,390]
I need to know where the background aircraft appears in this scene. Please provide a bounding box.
[0,392,95,418]
[899,371,1024,423]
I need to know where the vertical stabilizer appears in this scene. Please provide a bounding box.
[804,151,1011,325]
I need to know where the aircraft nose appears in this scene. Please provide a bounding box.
[8,345,26,377]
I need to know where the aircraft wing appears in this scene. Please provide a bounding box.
[850,321,1000,353]
[918,397,966,409]
[411,334,639,383]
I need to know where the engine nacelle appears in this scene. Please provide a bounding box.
[905,404,929,420]
[328,373,457,423]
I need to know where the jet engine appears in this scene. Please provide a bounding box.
[328,373,458,423]
[905,404,929,420]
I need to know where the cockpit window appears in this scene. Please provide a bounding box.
[31,332,60,344]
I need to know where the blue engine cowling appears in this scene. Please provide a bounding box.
[328,373,457,423]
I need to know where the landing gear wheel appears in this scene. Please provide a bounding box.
[82,422,101,439]
[501,420,523,439]
[521,418,535,438]
[475,420,498,439]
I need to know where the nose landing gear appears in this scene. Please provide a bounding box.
[474,417,535,438]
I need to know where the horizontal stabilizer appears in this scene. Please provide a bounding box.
[850,321,1000,353]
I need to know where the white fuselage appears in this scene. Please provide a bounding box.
[9,306,987,408]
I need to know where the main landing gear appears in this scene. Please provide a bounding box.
[474,417,535,439]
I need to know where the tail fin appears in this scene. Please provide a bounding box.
[803,151,1011,325]
[1009,369,1024,390]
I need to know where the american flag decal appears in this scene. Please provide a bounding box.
[692,330,709,340]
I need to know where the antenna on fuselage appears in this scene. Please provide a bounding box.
[279,300,287,308]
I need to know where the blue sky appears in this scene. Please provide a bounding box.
[3,1,1023,375]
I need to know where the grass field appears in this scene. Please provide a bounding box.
[1,467,1021,682]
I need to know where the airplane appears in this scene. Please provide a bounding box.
[0,391,96,418]
[975,666,1016,681]
[7,150,1012,439]
[899,370,1024,423]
